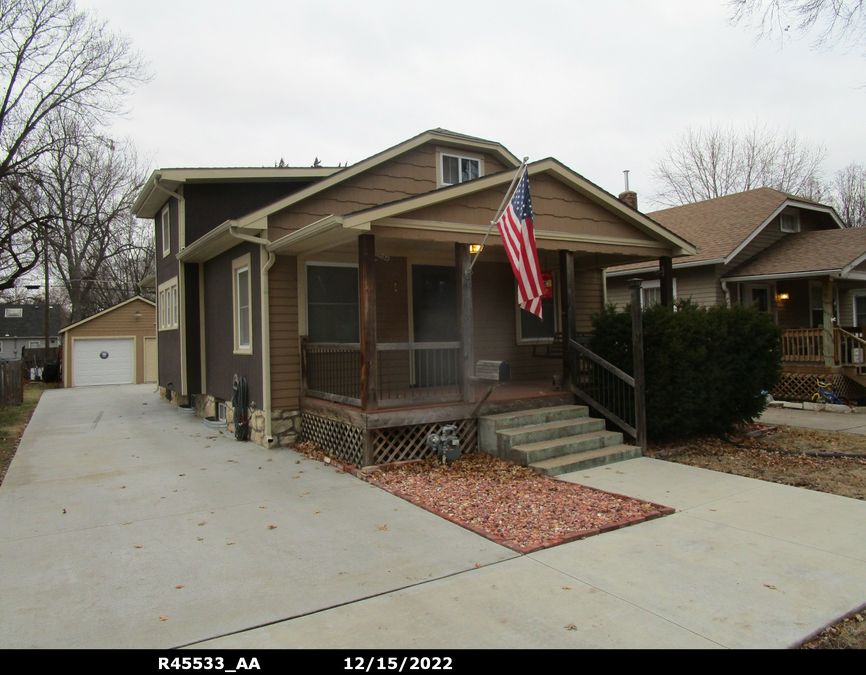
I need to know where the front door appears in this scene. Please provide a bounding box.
[412,265,458,387]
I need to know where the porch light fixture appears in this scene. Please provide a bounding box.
[469,244,483,254]
[777,293,790,301]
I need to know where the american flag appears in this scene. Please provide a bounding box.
[495,170,544,318]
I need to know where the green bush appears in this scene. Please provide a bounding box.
[589,300,782,442]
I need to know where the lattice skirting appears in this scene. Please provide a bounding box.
[772,372,866,402]
[373,419,477,465]
[299,412,478,467]
[300,413,365,467]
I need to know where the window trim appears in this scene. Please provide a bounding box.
[438,151,484,187]
[4,308,22,318]
[233,254,253,355]
[639,278,678,309]
[161,205,171,258]
[157,277,179,331]
[515,271,560,345]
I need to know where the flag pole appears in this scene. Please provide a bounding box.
[468,156,529,273]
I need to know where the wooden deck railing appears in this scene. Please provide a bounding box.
[834,327,866,368]
[301,339,462,408]
[780,328,824,363]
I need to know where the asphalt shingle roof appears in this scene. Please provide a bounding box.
[0,304,62,338]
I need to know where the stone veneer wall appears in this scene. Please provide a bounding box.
[191,393,301,448]
[158,386,189,407]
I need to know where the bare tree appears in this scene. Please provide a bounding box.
[651,121,827,207]
[831,161,866,226]
[38,119,148,322]
[87,212,155,309]
[729,0,866,51]
[0,174,45,289]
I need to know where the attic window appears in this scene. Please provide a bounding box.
[4,308,22,318]
[780,213,800,233]
[441,153,481,186]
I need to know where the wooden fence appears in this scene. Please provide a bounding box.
[0,360,25,406]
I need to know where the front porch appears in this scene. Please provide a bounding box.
[778,326,866,401]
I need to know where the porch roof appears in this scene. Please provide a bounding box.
[268,158,697,259]
[723,227,866,282]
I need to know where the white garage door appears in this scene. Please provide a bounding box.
[73,338,135,386]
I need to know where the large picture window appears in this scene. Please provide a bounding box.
[233,255,252,354]
[306,263,359,343]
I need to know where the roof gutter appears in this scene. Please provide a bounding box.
[229,226,276,448]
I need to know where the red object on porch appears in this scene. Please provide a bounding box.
[496,170,544,318]
[540,270,554,300]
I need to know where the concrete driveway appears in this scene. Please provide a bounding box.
[2,385,866,649]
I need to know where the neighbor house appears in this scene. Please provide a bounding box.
[0,303,62,360]
[131,129,696,469]
[605,188,866,399]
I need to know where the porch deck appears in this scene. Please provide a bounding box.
[300,380,576,467]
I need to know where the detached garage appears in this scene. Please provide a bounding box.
[61,297,157,387]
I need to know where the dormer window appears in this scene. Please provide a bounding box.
[780,212,800,233]
[441,153,481,186]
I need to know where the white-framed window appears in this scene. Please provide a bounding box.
[780,212,800,233]
[161,205,171,258]
[640,279,678,308]
[742,282,773,314]
[516,272,559,344]
[157,277,179,330]
[440,152,481,186]
[233,254,253,354]
[218,401,227,422]
[29,340,42,348]
[5,308,22,318]
[306,262,359,343]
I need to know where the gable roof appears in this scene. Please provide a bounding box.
[0,304,62,339]
[723,227,866,280]
[606,187,845,276]
[59,296,156,334]
[263,158,697,258]
[231,128,522,229]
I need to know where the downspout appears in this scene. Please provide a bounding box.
[229,225,276,447]
[720,279,731,308]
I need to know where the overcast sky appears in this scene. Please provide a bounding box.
[80,0,866,208]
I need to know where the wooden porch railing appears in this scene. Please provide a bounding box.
[301,338,462,408]
[834,327,866,369]
[567,339,637,439]
[781,328,824,363]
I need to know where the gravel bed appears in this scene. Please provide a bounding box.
[292,442,672,553]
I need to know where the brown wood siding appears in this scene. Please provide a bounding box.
[400,172,657,241]
[472,261,561,382]
[269,255,300,411]
[267,145,510,236]
[776,279,811,328]
[606,265,726,309]
[184,182,317,245]
[203,242,262,404]
[184,262,201,395]
[156,198,179,285]
[64,299,156,386]
[574,267,604,333]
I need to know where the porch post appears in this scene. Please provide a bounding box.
[628,279,648,454]
[359,234,378,411]
[659,256,673,308]
[559,250,575,390]
[456,243,474,402]
[822,275,835,367]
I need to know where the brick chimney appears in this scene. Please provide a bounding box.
[618,190,638,210]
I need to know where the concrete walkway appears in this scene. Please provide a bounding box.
[2,385,865,649]
[760,406,866,435]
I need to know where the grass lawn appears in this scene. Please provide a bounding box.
[0,381,58,487]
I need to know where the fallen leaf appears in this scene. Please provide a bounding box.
[268,524,277,529]
[226,542,235,546]
[175,585,184,589]
[179,474,185,477]
[267,458,272,462]
[259,506,267,509]
[562,586,572,590]
[159,616,168,621]
[378,525,388,531]
[134,545,143,549]
[62,509,67,514]
[197,537,204,541]
[204,445,211,448]
[123,521,132,525]
[314,511,321,514]
[565,623,577,631]
[475,563,483,568]
[120,486,126,489]
[292,476,300,479]
[764,584,777,590]
[198,521,206,526]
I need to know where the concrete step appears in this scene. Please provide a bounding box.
[478,405,589,455]
[495,417,606,457]
[529,444,642,476]
[510,429,623,465]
